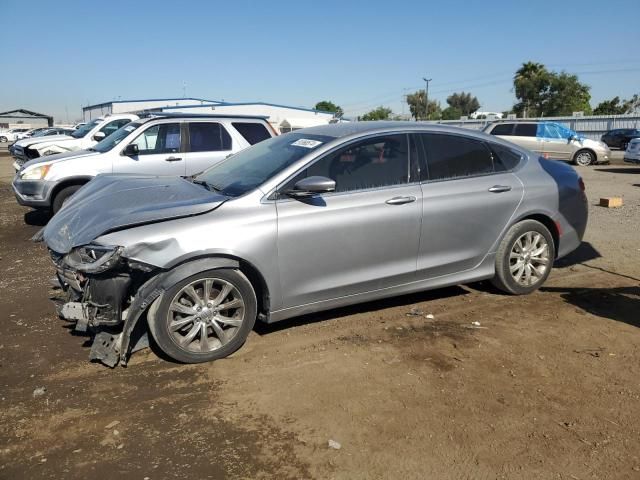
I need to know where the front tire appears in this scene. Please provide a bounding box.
[51,185,83,214]
[148,269,257,364]
[573,149,595,166]
[0,136,7,143]
[491,220,555,295]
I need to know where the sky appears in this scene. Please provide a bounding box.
[0,0,638,122]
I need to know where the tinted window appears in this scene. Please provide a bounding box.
[100,119,131,137]
[514,124,537,137]
[232,122,271,145]
[131,123,181,155]
[489,143,523,171]
[291,134,409,193]
[420,133,493,181]
[490,123,514,136]
[188,122,232,152]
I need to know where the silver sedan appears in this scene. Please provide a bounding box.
[43,122,588,366]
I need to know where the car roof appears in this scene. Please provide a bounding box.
[296,121,489,139]
[135,112,270,122]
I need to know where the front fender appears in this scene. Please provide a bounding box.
[91,257,240,367]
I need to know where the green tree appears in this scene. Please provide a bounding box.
[512,62,592,117]
[406,90,441,120]
[360,106,392,121]
[314,100,343,117]
[544,72,591,116]
[446,92,480,116]
[593,94,640,115]
[441,106,462,120]
[513,62,550,117]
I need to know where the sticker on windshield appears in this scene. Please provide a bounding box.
[124,125,136,132]
[291,139,323,148]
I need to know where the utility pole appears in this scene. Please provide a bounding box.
[422,77,432,121]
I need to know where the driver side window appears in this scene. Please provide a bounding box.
[131,123,181,155]
[285,134,410,193]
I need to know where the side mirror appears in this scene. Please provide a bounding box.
[93,131,106,142]
[122,143,139,156]
[285,176,336,198]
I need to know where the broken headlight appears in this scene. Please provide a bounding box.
[65,245,123,274]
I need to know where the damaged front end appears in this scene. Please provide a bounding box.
[51,245,162,367]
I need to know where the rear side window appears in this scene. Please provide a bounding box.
[514,124,537,137]
[490,123,514,136]
[419,133,494,181]
[188,122,232,152]
[490,143,523,172]
[232,122,271,145]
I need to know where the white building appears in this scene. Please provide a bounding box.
[82,98,339,133]
[82,97,219,121]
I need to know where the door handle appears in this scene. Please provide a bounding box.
[386,196,416,205]
[165,156,182,162]
[488,185,512,193]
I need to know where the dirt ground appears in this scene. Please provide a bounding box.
[0,153,638,480]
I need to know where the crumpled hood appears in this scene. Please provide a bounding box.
[19,149,100,171]
[44,175,228,254]
[14,134,73,148]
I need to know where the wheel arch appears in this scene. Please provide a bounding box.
[49,176,94,203]
[513,213,559,258]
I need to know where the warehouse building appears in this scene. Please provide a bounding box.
[0,109,53,129]
[82,97,220,121]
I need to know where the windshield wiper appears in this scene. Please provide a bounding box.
[192,179,224,194]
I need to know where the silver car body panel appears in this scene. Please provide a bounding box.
[65,123,587,327]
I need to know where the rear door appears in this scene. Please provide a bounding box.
[415,133,524,278]
[183,121,234,176]
[112,121,185,176]
[511,123,542,155]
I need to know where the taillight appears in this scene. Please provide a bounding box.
[578,177,585,191]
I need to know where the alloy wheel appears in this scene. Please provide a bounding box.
[575,151,593,166]
[168,277,245,353]
[509,231,550,287]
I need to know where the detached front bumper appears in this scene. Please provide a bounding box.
[12,176,56,208]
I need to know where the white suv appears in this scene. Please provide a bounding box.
[11,114,138,166]
[13,113,276,213]
[0,128,30,143]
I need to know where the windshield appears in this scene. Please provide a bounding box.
[71,119,101,138]
[195,133,333,197]
[91,122,141,153]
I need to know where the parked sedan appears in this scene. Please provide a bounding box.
[623,138,640,164]
[42,122,588,367]
[601,128,640,150]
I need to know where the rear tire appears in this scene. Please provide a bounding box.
[573,149,595,166]
[491,220,555,295]
[621,141,629,151]
[51,185,83,214]
[148,268,257,364]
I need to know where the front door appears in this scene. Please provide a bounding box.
[112,122,185,176]
[275,133,422,308]
[414,133,524,278]
[541,123,573,160]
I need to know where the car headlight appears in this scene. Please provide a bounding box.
[64,244,123,273]
[19,164,51,180]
